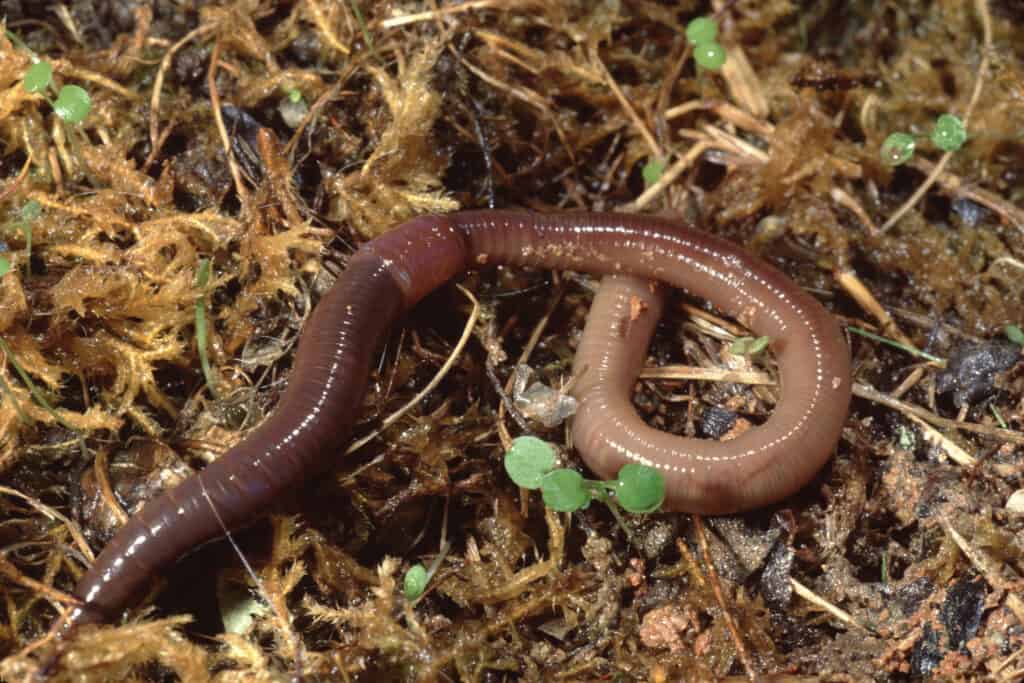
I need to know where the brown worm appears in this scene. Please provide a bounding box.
[61,210,850,630]
[572,274,849,514]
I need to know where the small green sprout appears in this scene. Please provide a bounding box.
[880,132,916,166]
[1006,324,1024,347]
[286,88,303,104]
[541,469,590,512]
[195,258,220,399]
[685,16,718,46]
[989,404,1008,430]
[729,335,771,356]
[881,113,968,165]
[685,16,726,72]
[642,158,665,188]
[848,326,945,364]
[53,84,91,124]
[503,436,666,514]
[403,563,428,601]
[20,200,41,222]
[694,42,727,71]
[20,58,92,124]
[22,61,52,93]
[504,435,556,489]
[931,114,967,152]
[615,463,666,514]
[14,200,41,276]
[0,253,10,278]
[896,424,916,450]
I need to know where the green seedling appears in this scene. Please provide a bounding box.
[931,114,967,152]
[730,335,770,356]
[686,16,718,46]
[19,57,92,124]
[881,114,967,165]
[1006,324,1024,347]
[642,158,665,188]
[881,132,916,166]
[686,16,727,72]
[403,563,428,601]
[195,258,220,400]
[504,436,666,514]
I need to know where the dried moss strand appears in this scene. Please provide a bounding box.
[0,338,74,432]
[0,371,30,425]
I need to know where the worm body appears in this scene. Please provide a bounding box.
[573,273,849,513]
[64,211,849,629]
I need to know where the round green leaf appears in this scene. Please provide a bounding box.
[642,159,665,188]
[23,61,53,94]
[540,468,590,512]
[931,113,966,152]
[1005,324,1024,347]
[615,463,665,513]
[730,335,771,356]
[694,42,726,71]
[403,563,428,600]
[504,435,557,490]
[686,16,718,46]
[20,200,41,222]
[880,132,915,166]
[53,84,91,124]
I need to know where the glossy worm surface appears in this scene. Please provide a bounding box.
[573,274,849,513]
[64,210,850,629]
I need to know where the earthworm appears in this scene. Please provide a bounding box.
[572,273,849,513]
[62,210,850,629]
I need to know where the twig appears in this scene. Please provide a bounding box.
[377,0,522,29]
[149,23,216,155]
[0,152,32,204]
[0,554,78,609]
[93,448,129,526]
[790,578,873,633]
[207,39,249,205]
[0,485,94,562]
[830,187,877,235]
[591,47,661,159]
[906,414,977,466]
[693,515,758,682]
[853,382,1024,445]
[305,0,351,55]
[345,284,480,455]
[625,140,709,210]
[835,270,915,348]
[639,364,773,385]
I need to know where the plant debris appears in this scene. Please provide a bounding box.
[1,1,1023,681]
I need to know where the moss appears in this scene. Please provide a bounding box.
[0,1,1022,680]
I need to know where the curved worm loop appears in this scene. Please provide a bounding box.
[573,274,849,513]
[63,210,849,629]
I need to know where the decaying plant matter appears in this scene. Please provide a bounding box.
[0,1,1022,680]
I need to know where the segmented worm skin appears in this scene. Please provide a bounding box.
[573,273,849,513]
[64,210,850,629]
